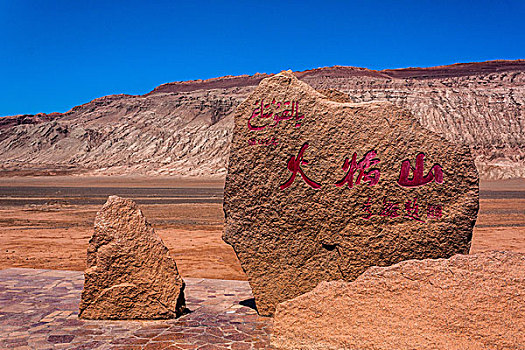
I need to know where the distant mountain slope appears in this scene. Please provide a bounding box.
[1,60,523,179]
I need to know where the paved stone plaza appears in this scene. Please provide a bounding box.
[0,268,274,349]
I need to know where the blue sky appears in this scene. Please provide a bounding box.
[1,0,524,116]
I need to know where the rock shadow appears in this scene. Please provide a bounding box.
[239,298,257,311]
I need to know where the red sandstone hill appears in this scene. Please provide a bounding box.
[150,60,525,93]
[0,113,62,130]
[0,60,523,179]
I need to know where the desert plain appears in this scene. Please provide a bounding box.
[0,175,523,281]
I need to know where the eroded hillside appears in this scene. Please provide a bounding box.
[1,60,523,179]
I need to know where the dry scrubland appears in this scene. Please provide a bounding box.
[0,176,523,280]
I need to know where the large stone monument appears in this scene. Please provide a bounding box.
[79,196,186,319]
[223,71,479,316]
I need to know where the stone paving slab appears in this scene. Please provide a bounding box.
[0,268,274,349]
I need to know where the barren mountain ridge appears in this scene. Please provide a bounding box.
[1,60,523,179]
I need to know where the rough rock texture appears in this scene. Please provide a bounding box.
[316,89,355,103]
[0,92,240,177]
[0,60,523,179]
[79,195,186,319]
[0,112,61,130]
[223,71,479,316]
[272,251,525,350]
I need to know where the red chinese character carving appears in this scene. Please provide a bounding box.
[335,150,380,188]
[280,143,321,190]
[397,153,443,187]
[404,197,424,222]
[362,197,374,219]
[427,204,443,219]
[379,198,400,218]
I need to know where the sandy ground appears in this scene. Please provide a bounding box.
[0,176,523,280]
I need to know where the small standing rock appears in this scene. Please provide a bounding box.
[79,195,186,319]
